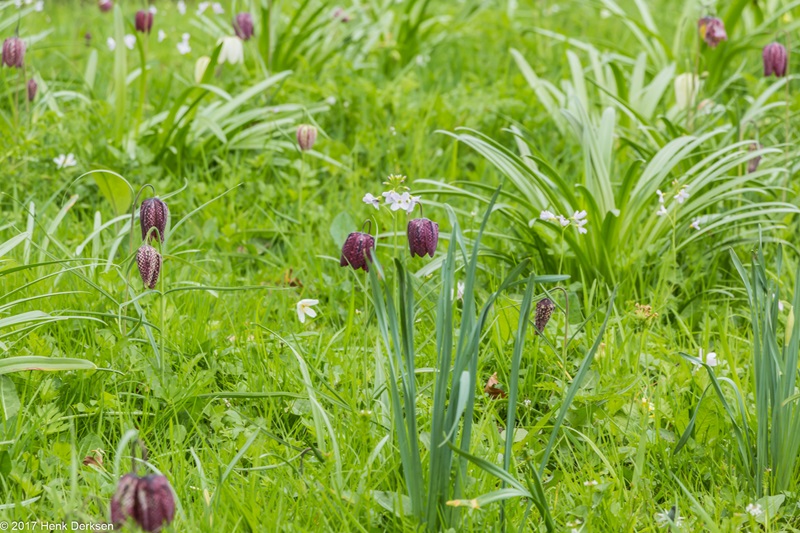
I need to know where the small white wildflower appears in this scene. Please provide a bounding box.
[557,215,570,227]
[197,1,209,14]
[107,37,116,51]
[148,5,156,14]
[212,2,224,14]
[177,0,186,14]
[34,0,43,11]
[695,348,718,371]
[674,187,689,204]
[540,210,557,221]
[54,153,77,169]
[456,281,465,301]
[523,399,532,407]
[583,480,598,487]
[124,34,136,50]
[296,299,319,324]
[362,193,380,209]
[325,96,337,106]
[158,30,167,43]
[656,189,665,204]
[690,217,701,230]
[177,33,191,55]
[746,503,763,517]
[572,210,588,234]
[654,507,684,527]
[656,205,668,217]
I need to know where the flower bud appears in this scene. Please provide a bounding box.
[2,37,26,69]
[698,16,727,48]
[98,0,112,12]
[27,78,37,102]
[296,124,317,151]
[763,42,788,78]
[747,143,761,174]
[534,298,555,334]
[135,10,154,34]
[111,473,176,532]
[233,13,254,41]
[137,245,162,289]
[340,231,375,272]
[407,218,438,258]
[140,197,169,243]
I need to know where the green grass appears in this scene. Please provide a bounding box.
[1,0,799,531]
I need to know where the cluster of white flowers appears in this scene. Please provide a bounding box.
[197,1,224,14]
[177,33,191,55]
[539,210,588,234]
[13,0,43,10]
[746,503,763,517]
[53,153,77,170]
[362,191,421,214]
[656,185,696,229]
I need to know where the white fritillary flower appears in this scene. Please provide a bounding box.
[296,299,319,324]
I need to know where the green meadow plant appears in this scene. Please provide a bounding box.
[677,241,800,498]
[369,192,615,531]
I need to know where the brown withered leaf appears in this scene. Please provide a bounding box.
[278,268,303,288]
[484,372,506,399]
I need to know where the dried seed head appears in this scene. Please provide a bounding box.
[111,474,176,532]
[747,143,762,174]
[98,0,113,12]
[698,16,727,48]
[137,245,162,289]
[339,231,375,272]
[763,42,788,78]
[135,10,154,33]
[296,124,317,151]
[534,298,555,334]
[233,13,254,41]
[27,78,37,102]
[140,197,169,243]
[407,218,439,258]
[2,37,26,69]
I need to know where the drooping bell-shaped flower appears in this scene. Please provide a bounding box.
[296,124,318,151]
[233,13,254,41]
[135,10,154,33]
[111,473,176,532]
[407,218,438,258]
[2,37,26,69]
[98,0,113,12]
[747,143,762,174]
[763,42,788,78]
[534,298,555,334]
[27,78,37,102]
[340,231,375,272]
[698,16,727,48]
[140,197,169,242]
[137,245,162,289]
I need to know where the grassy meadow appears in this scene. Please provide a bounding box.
[1,0,799,531]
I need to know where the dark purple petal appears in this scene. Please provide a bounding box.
[2,38,26,69]
[99,0,113,12]
[340,232,375,271]
[698,16,726,47]
[140,198,169,242]
[27,78,37,102]
[407,218,438,258]
[135,11,154,33]
[137,245,162,289]
[763,42,788,78]
[134,475,176,532]
[534,298,555,334]
[110,474,139,527]
[233,13,254,40]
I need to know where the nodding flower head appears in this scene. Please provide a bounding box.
[98,0,113,12]
[27,78,37,102]
[296,124,318,151]
[135,10,154,33]
[2,37,26,69]
[233,13,254,41]
[136,245,162,289]
[763,42,788,78]
[747,143,762,174]
[407,218,438,258]
[340,225,375,272]
[111,473,176,532]
[140,197,169,243]
[698,16,727,48]
[534,298,556,334]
